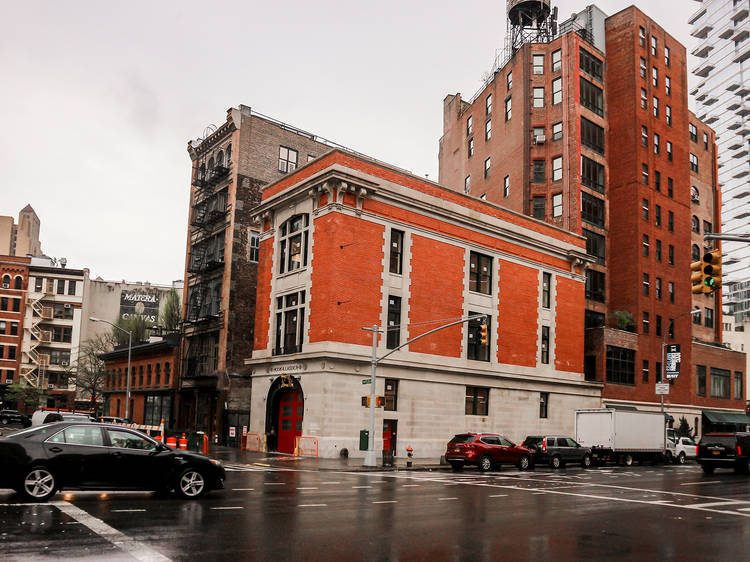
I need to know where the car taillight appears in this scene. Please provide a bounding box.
[542,438,547,453]
[738,446,742,456]
[695,445,699,455]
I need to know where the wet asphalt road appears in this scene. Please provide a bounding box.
[1,460,750,561]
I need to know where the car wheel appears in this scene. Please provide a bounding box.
[582,454,592,469]
[665,450,673,464]
[619,454,633,467]
[550,455,563,469]
[479,455,492,472]
[450,462,463,472]
[21,466,57,501]
[677,452,686,465]
[175,468,207,499]
[701,463,715,475]
[518,454,531,471]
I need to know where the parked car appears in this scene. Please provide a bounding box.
[670,436,697,464]
[0,422,225,500]
[97,416,128,424]
[696,432,750,474]
[31,410,95,427]
[0,410,31,427]
[445,433,532,471]
[522,435,592,469]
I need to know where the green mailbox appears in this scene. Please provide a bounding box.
[359,429,369,451]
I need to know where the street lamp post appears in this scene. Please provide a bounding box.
[90,317,132,421]
[660,308,701,413]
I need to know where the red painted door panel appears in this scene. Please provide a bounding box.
[277,390,303,454]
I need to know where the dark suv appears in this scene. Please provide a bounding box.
[522,435,592,469]
[0,410,31,427]
[445,433,532,472]
[697,432,750,474]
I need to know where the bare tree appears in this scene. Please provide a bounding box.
[75,332,117,411]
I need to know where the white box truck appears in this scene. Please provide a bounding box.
[575,408,670,466]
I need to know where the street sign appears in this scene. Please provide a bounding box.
[655,383,670,395]
[362,379,371,385]
[666,344,681,379]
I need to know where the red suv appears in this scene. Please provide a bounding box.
[445,433,532,472]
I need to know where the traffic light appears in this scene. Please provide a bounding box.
[702,249,722,292]
[375,396,385,408]
[691,256,706,294]
[480,322,488,346]
[361,396,370,407]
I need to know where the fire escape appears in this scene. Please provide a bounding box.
[21,292,52,387]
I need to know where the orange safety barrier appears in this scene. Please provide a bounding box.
[154,434,162,443]
[166,436,178,448]
[245,433,261,451]
[295,436,319,457]
[178,433,188,450]
[202,434,210,455]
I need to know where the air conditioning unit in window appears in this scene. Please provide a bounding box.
[64,304,71,309]
[61,361,69,366]
[1,283,9,289]
[48,384,54,389]
[533,134,547,144]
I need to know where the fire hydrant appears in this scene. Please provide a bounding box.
[406,445,413,468]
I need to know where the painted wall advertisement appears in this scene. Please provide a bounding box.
[120,290,160,323]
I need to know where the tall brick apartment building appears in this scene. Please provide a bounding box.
[245,149,598,458]
[438,4,747,433]
[0,256,30,399]
[181,105,336,441]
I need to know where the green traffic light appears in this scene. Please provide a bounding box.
[704,277,715,287]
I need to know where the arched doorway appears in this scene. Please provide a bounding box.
[265,376,304,454]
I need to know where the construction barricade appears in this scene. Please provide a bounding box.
[294,436,319,457]
[245,433,262,452]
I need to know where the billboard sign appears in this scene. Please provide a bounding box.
[120,290,160,323]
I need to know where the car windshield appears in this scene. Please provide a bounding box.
[523,437,542,447]
[449,434,475,444]
[700,435,737,448]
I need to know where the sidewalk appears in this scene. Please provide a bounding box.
[208,445,446,472]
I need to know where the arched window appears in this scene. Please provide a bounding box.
[14,276,22,289]
[1,275,10,288]
[691,216,700,233]
[216,150,224,167]
[207,157,215,173]
[226,143,232,164]
[279,215,310,274]
[692,244,701,262]
[199,163,206,181]
[690,186,699,203]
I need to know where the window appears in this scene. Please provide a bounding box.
[585,311,605,329]
[34,277,43,292]
[580,48,603,80]
[464,175,471,193]
[643,312,650,334]
[278,214,309,274]
[386,296,402,349]
[486,94,492,116]
[668,244,674,264]
[552,77,562,105]
[505,97,512,121]
[52,326,72,343]
[579,77,602,115]
[656,315,662,336]
[584,229,605,264]
[689,123,698,142]
[541,326,550,364]
[703,132,708,150]
[484,157,491,179]
[533,53,545,74]
[0,297,6,311]
[552,49,561,72]
[666,141,672,161]
[8,346,16,360]
[533,160,545,183]
[668,281,674,303]
[653,96,659,117]
[652,66,658,87]
[641,126,648,147]
[466,116,473,136]
[533,87,544,108]
[552,122,562,141]
[642,163,649,185]
[485,119,492,141]
[468,137,474,157]
[691,216,700,233]
[274,291,306,355]
[539,392,549,418]
[655,277,662,300]
[581,118,604,154]
[656,239,662,262]
[692,244,700,262]
[705,307,714,328]
[12,299,20,312]
[664,46,670,66]
[642,234,649,256]
[703,221,712,235]
[642,360,649,382]
[606,346,635,385]
[651,35,658,56]
[665,105,671,126]
[697,365,706,396]
[735,372,743,400]
[249,231,259,262]
[278,146,298,173]
[654,170,661,192]
[665,76,671,95]
[467,313,490,362]
[542,273,551,308]
[690,153,698,172]
[465,386,489,415]
[503,175,510,197]
[507,71,512,90]
[586,269,605,302]
[56,280,65,294]
[533,126,544,141]
[668,177,673,198]
[552,193,563,217]
[640,57,647,77]
[581,193,604,227]
[532,197,546,219]
[655,205,662,227]
[581,156,604,192]
[643,273,650,296]
[639,26,646,46]
[68,280,76,296]
[654,133,660,154]
[469,252,493,294]
[384,379,398,411]
[710,368,730,399]
[552,157,562,181]
[641,88,648,109]
[642,198,649,220]
[389,229,404,274]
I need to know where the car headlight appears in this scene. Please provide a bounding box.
[210,459,222,467]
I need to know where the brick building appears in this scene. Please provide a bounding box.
[245,149,598,458]
[0,256,30,404]
[181,105,337,442]
[438,4,746,433]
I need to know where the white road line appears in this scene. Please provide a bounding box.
[489,494,508,498]
[402,484,420,487]
[738,507,750,512]
[210,507,244,510]
[231,488,255,491]
[299,504,327,507]
[680,481,721,486]
[263,483,285,486]
[352,486,372,489]
[111,509,146,513]
[51,501,171,562]
[296,487,318,490]
[438,497,458,501]
[683,501,745,509]
[372,501,397,504]
[320,482,341,485]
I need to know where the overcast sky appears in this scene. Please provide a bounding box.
[1,1,698,284]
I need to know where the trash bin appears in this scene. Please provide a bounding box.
[382,451,394,467]
[359,430,369,451]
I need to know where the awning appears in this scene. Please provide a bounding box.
[703,410,750,425]
[605,404,638,411]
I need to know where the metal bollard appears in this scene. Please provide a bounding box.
[406,445,413,468]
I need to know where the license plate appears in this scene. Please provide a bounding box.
[712,450,720,455]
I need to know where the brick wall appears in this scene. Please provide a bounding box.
[497,259,538,366]
[555,276,585,372]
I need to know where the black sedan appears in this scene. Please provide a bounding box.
[0,410,31,427]
[0,422,225,501]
